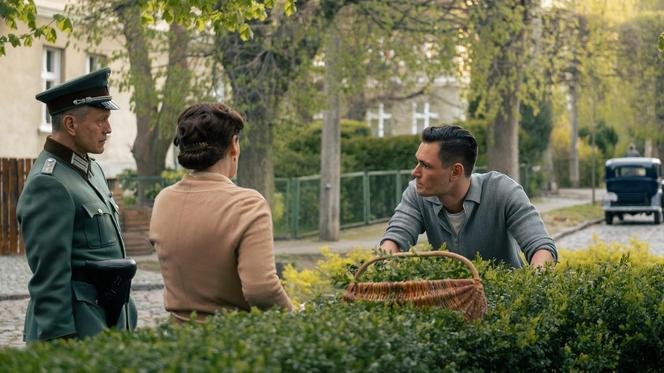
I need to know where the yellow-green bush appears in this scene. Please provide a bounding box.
[283,238,663,303]
[3,240,664,372]
[557,235,664,269]
[282,246,373,305]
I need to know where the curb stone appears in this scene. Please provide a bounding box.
[552,218,604,241]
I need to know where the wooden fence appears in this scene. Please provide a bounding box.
[0,158,34,255]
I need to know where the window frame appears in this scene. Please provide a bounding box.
[39,47,63,133]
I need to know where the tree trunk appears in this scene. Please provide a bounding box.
[319,25,341,241]
[219,0,347,205]
[568,79,580,188]
[119,5,189,206]
[236,104,275,206]
[488,91,520,181]
[542,145,558,194]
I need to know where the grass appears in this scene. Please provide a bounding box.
[541,203,604,236]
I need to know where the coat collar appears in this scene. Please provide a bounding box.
[187,171,234,184]
[44,136,91,178]
[422,173,483,213]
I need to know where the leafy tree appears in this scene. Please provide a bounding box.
[618,11,664,158]
[0,0,72,56]
[519,98,553,164]
[69,0,290,205]
[218,0,464,204]
[578,120,618,158]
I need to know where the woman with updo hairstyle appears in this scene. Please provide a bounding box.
[149,103,294,322]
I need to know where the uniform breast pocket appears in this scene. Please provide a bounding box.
[82,201,119,249]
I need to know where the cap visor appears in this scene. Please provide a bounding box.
[99,100,120,110]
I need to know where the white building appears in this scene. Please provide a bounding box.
[0,0,168,177]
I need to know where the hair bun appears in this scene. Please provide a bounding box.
[174,103,245,170]
[181,142,209,153]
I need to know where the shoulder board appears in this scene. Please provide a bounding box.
[41,158,57,175]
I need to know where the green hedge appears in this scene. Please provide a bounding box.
[2,259,663,372]
[275,119,490,177]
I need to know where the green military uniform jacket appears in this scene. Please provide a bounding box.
[17,138,137,341]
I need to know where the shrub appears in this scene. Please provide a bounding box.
[3,241,662,372]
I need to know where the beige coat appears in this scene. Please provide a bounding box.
[149,172,293,320]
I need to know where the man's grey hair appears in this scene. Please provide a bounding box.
[50,106,90,132]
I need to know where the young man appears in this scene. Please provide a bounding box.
[17,68,137,341]
[380,125,556,268]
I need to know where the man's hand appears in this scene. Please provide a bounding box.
[378,240,401,254]
[530,249,555,269]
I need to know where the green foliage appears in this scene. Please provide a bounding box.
[357,245,475,283]
[578,120,619,158]
[0,0,71,56]
[274,117,490,179]
[3,241,664,371]
[618,12,664,154]
[557,235,664,268]
[117,168,187,206]
[343,135,421,172]
[137,0,294,40]
[274,119,372,177]
[519,100,553,164]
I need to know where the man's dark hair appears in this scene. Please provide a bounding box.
[421,125,477,177]
[174,103,245,170]
[50,106,89,132]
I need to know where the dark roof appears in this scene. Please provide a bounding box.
[605,157,661,167]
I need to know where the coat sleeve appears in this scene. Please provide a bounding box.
[17,174,77,340]
[502,179,558,263]
[236,195,294,311]
[381,182,425,251]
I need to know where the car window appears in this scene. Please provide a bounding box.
[616,166,647,177]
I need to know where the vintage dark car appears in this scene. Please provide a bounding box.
[603,157,663,225]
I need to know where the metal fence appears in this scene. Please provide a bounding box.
[274,170,413,239]
[118,164,536,240]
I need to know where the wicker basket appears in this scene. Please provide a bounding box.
[343,251,487,321]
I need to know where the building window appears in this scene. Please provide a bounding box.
[366,103,392,137]
[86,54,107,73]
[412,102,438,134]
[39,47,62,133]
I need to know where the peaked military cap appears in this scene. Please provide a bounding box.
[36,67,120,116]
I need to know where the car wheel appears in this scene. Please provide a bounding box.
[605,212,613,225]
[655,212,662,225]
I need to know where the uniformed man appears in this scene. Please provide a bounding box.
[17,67,138,342]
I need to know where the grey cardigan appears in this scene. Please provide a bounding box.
[381,171,557,268]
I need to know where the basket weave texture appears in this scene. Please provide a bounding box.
[344,251,488,321]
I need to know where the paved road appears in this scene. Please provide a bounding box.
[556,213,664,255]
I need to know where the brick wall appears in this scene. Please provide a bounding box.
[111,182,154,257]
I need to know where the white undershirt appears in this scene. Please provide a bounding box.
[444,209,465,235]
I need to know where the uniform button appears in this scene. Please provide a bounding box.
[97,208,103,214]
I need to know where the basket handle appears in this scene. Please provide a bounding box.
[352,251,481,282]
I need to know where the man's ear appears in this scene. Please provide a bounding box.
[451,163,464,179]
[62,114,77,136]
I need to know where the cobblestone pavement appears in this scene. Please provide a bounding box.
[0,257,166,349]
[1,258,164,300]
[0,289,168,349]
[556,213,664,256]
